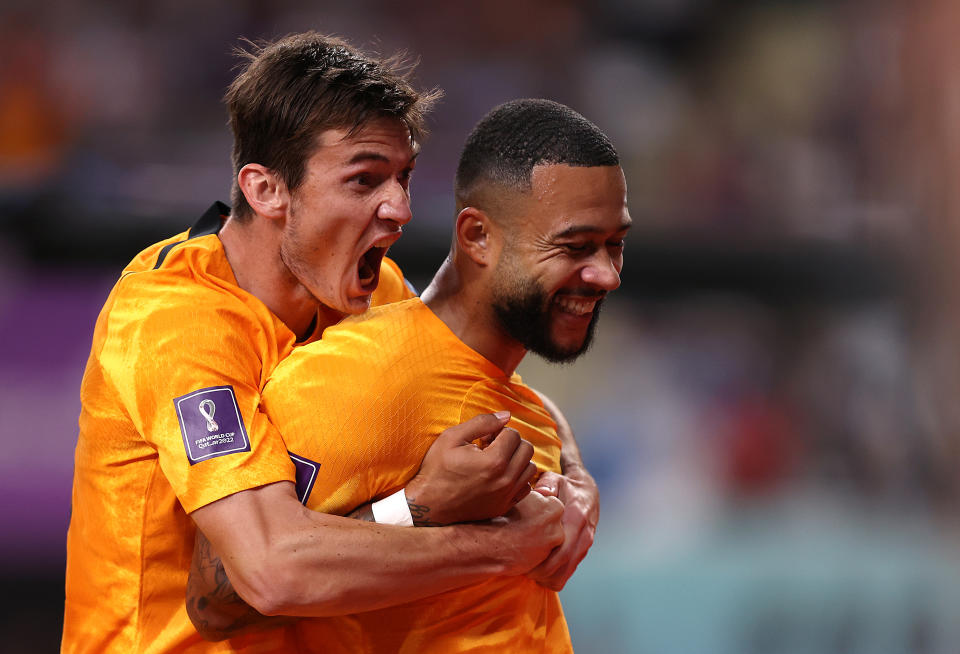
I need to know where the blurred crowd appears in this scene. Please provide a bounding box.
[3,0,960,651]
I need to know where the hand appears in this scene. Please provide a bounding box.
[492,490,565,576]
[525,467,599,591]
[404,412,538,526]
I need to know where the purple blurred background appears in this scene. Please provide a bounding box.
[4,1,960,652]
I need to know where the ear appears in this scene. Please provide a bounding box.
[455,206,499,267]
[237,163,289,221]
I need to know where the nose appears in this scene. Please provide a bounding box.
[378,180,412,226]
[580,251,621,292]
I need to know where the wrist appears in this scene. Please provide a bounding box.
[560,459,590,480]
[403,476,450,526]
[451,520,513,575]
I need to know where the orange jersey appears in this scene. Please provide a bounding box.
[260,298,572,654]
[63,202,412,653]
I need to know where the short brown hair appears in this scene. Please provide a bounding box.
[225,32,440,220]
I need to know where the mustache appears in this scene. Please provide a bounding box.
[553,289,607,300]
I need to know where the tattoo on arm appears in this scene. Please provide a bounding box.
[186,531,291,641]
[348,498,444,527]
[346,502,376,522]
[406,499,443,527]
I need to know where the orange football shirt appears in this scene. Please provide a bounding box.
[261,298,572,654]
[63,202,413,653]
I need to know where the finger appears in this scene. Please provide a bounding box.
[510,480,532,506]
[526,545,562,582]
[544,527,594,590]
[530,501,590,578]
[529,541,568,581]
[506,460,537,501]
[533,471,561,497]
[504,438,535,484]
[509,462,538,501]
[440,412,511,446]
[534,535,575,582]
[544,495,566,522]
[484,426,522,462]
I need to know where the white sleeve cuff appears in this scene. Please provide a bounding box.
[371,488,414,526]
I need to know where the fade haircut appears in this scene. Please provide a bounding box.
[225,31,440,220]
[455,99,619,210]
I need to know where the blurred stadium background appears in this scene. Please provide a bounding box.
[4,0,960,652]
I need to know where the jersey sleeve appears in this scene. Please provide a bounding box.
[101,273,296,513]
[459,380,564,476]
[371,257,417,307]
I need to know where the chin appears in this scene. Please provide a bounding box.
[342,296,372,315]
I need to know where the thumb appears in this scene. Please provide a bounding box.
[533,471,561,498]
[440,411,511,446]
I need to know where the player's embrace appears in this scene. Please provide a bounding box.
[187,98,630,653]
[62,33,601,654]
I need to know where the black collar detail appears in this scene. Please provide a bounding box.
[190,201,231,238]
[154,201,231,270]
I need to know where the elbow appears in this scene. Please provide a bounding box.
[185,595,235,642]
[241,561,350,617]
[231,565,293,617]
[235,562,320,617]
[243,588,289,618]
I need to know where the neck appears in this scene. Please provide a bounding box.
[421,257,527,376]
[219,216,336,339]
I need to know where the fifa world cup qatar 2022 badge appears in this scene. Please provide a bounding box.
[174,385,251,464]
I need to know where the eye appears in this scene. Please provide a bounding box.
[350,173,373,187]
[562,243,590,253]
[607,239,626,251]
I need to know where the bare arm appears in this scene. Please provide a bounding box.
[187,413,555,640]
[528,389,600,591]
[190,481,562,619]
[186,500,380,640]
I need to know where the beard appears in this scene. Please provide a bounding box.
[492,275,603,364]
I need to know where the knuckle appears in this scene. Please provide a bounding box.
[499,428,521,447]
[523,462,537,480]
[487,455,511,476]
[518,439,534,459]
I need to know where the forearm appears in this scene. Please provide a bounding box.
[190,482,515,620]
[528,389,600,591]
[187,501,381,640]
[187,530,294,640]
[246,512,508,616]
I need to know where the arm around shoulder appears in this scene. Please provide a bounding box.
[188,479,565,623]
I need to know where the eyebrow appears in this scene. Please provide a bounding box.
[552,220,633,239]
[346,151,420,166]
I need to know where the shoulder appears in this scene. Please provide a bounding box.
[371,257,418,307]
[271,299,457,400]
[462,377,552,424]
[280,299,427,375]
[323,296,427,345]
[104,245,278,361]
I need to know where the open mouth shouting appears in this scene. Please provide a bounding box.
[357,232,402,293]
